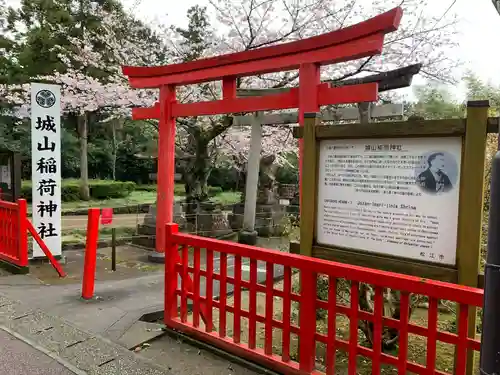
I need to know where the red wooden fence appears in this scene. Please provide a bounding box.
[164,223,483,375]
[0,199,28,268]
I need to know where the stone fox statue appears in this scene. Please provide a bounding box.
[259,154,278,188]
[235,154,278,199]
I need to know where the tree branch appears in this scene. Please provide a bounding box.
[207,115,234,140]
[330,56,374,83]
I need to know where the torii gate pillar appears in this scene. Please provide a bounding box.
[122,7,403,258]
[151,86,177,260]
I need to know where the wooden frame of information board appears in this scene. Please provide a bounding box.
[293,101,491,375]
[293,102,493,286]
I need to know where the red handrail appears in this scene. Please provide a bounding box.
[26,220,65,277]
[0,199,28,267]
[164,222,483,375]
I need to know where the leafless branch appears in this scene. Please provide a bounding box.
[209,0,246,47]
[330,56,374,82]
[401,0,458,65]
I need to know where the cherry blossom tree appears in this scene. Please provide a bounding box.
[2,3,164,199]
[153,0,458,206]
[207,0,459,84]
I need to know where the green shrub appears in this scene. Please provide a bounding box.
[174,184,185,196]
[276,165,299,185]
[208,186,223,196]
[21,179,136,202]
[22,180,81,202]
[89,180,136,199]
[136,184,157,192]
[208,167,238,190]
[134,184,222,198]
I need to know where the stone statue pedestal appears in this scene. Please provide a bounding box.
[185,201,233,238]
[254,202,286,237]
[238,230,258,245]
[230,186,286,238]
[133,200,234,252]
[133,201,186,250]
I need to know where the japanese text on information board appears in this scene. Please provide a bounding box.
[317,137,462,265]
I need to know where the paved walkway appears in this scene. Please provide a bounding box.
[0,253,283,342]
[0,252,282,375]
[0,273,165,342]
[0,292,169,375]
[0,327,79,375]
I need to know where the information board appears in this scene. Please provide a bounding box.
[316,137,462,265]
[31,83,62,258]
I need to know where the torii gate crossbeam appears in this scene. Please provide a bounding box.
[122,7,403,257]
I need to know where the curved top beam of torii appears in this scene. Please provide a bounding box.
[121,7,404,254]
[122,7,402,88]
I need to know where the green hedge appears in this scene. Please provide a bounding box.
[21,180,136,202]
[136,184,158,192]
[136,184,223,197]
[208,186,223,196]
[174,184,185,196]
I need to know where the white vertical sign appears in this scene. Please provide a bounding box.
[31,83,62,258]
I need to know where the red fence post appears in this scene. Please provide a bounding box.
[299,269,317,372]
[17,199,28,267]
[165,223,179,321]
[82,208,100,300]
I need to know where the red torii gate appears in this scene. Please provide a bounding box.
[122,7,403,255]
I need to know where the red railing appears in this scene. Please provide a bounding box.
[0,199,28,268]
[164,223,483,375]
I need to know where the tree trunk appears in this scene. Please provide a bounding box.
[183,136,211,220]
[111,119,117,181]
[78,113,90,201]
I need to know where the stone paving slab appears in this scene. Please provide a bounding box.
[0,254,285,348]
[0,293,172,375]
[61,337,123,373]
[92,353,166,375]
[0,273,165,342]
[0,328,79,375]
[118,321,165,350]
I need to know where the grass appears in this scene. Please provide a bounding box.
[27,190,158,214]
[63,190,158,211]
[27,184,241,213]
[211,191,241,206]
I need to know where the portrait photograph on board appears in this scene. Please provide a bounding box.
[415,151,458,195]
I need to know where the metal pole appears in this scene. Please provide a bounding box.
[480,150,500,374]
[111,227,116,272]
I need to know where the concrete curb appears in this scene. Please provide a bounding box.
[0,325,86,375]
[61,238,129,251]
[0,293,172,375]
[60,203,152,217]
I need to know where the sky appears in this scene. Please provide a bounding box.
[117,0,500,102]
[5,0,500,101]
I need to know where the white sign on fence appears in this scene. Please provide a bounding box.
[316,137,462,266]
[31,83,62,258]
